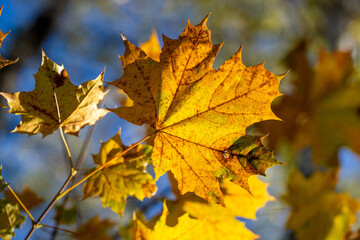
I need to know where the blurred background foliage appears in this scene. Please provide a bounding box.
[1,0,360,239]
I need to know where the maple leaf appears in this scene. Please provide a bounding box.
[0,200,25,240]
[4,186,44,211]
[283,170,359,240]
[134,201,257,240]
[0,167,25,240]
[110,16,283,203]
[75,216,114,240]
[256,43,360,167]
[0,51,108,137]
[82,129,157,217]
[0,5,18,70]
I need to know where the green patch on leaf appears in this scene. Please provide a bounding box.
[229,135,284,176]
[214,167,236,182]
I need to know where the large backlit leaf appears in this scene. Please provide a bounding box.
[110,16,283,203]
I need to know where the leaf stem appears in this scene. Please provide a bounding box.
[1,179,35,223]
[56,135,151,201]
[59,127,74,170]
[55,89,74,170]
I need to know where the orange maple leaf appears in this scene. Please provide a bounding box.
[110,15,283,203]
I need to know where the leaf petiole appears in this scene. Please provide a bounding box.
[2,179,35,223]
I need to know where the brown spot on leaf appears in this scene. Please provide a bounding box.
[53,69,69,88]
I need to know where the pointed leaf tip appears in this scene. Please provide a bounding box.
[41,49,48,64]
[120,32,127,41]
[199,13,211,27]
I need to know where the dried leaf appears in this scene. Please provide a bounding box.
[0,5,18,69]
[110,15,283,203]
[0,51,108,137]
[75,216,114,240]
[82,129,157,217]
[4,186,44,211]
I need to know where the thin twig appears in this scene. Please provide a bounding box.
[50,86,110,240]
[50,123,97,240]
[25,172,74,240]
[25,92,76,240]
[41,224,80,236]
[1,179,35,223]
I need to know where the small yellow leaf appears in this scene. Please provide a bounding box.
[139,30,161,62]
[0,51,108,137]
[110,15,283,203]
[82,129,157,217]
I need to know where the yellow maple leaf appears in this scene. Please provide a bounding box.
[134,201,256,240]
[110,15,283,203]
[0,5,18,69]
[82,129,157,217]
[0,51,108,137]
[283,170,359,240]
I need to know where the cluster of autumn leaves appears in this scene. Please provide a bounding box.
[0,6,360,240]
